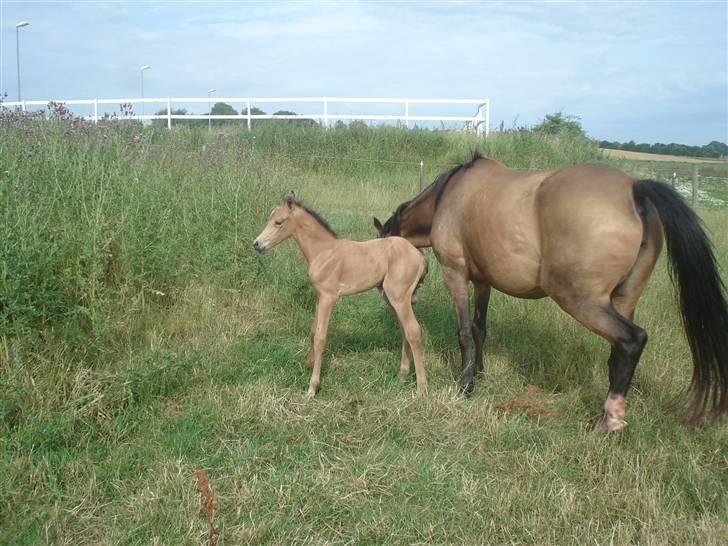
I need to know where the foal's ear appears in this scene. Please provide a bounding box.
[285,191,295,208]
[373,216,384,236]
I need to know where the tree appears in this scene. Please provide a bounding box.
[272,110,318,127]
[533,112,587,139]
[209,102,238,126]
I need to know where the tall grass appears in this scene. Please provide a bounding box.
[1,115,726,544]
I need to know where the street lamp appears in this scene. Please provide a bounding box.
[140,65,151,119]
[15,21,30,102]
[208,88,216,131]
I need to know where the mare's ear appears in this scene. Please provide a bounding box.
[373,216,384,236]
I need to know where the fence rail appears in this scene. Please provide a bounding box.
[1,96,490,135]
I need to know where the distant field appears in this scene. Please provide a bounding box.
[601,147,727,163]
[1,121,727,544]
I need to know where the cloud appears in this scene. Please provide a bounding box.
[1,0,725,144]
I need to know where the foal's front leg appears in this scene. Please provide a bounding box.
[307,292,336,398]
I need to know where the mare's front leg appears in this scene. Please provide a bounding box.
[472,282,492,375]
[442,266,475,394]
[307,291,336,398]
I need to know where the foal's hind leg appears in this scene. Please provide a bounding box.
[554,297,647,432]
[399,337,413,380]
[384,283,427,395]
[382,288,414,379]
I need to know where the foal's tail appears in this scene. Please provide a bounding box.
[634,180,728,424]
[411,250,429,304]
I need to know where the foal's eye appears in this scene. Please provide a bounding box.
[274,220,284,226]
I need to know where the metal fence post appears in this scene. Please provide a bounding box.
[419,160,424,192]
[246,98,251,131]
[166,97,172,130]
[692,165,699,206]
[93,98,98,123]
[405,99,410,129]
[323,97,329,128]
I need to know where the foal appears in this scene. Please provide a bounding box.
[253,194,428,397]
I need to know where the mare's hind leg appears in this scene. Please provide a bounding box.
[472,282,492,375]
[554,296,647,432]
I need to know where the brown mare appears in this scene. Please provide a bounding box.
[374,153,728,430]
[254,194,428,397]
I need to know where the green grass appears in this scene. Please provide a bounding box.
[1,118,727,544]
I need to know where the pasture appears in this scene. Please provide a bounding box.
[1,117,727,544]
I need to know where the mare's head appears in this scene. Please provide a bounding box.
[253,193,300,252]
[373,201,409,238]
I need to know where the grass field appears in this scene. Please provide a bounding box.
[1,118,727,544]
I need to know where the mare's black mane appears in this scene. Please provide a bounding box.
[385,150,484,234]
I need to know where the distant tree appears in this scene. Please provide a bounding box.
[533,112,587,139]
[272,110,318,127]
[152,107,203,128]
[599,137,727,159]
[209,102,238,126]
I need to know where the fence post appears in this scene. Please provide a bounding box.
[93,98,98,123]
[166,97,172,130]
[671,171,677,189]
[405,99,410,129]
[692,165,699,206]
[246,98,251,131]
[323,97,329,128]
[419,160,424,192]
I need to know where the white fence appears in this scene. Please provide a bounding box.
[1,96,490,136]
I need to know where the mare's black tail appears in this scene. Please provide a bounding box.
[634,180,728,424]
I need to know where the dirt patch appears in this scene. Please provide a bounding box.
[498,386,562,418]
[193,469,218,546]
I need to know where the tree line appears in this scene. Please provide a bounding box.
[152,102,318,128]
[598,139,727,159]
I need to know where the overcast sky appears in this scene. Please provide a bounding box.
[1,0,726,145]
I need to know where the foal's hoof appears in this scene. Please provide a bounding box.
[593,414,626,433]
[306,388,317,399]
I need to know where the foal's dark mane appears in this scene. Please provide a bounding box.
[290,198,338,238]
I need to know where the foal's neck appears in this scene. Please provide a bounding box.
[291,210,338,263]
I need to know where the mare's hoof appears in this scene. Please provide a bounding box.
[459,382,475,397]
[592,414,626,433]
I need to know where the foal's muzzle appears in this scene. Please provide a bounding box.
[253,240,266,252]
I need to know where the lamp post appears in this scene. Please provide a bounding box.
[140,65,151,119]
[208,88,216,131]
[15,21,30,102]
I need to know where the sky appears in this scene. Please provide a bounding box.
[0,0,726,145]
